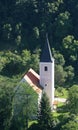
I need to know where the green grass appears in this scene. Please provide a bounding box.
[57,102,65,107]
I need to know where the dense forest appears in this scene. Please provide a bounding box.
[0,0,78,130]
[0,0,78,85]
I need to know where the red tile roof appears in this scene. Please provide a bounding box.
[23,68,42,94]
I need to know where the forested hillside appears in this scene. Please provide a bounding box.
[0,0,78,87]
[0,1,78,130]
[0,0,78,85]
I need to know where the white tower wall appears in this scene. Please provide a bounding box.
[40,59,54,106]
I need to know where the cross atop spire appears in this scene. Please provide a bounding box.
[40,34,53,62]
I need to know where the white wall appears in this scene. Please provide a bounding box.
[40,59,54,106]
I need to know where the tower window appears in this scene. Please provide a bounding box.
[44,66,48,71]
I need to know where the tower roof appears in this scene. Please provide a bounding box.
[40,35,53,62]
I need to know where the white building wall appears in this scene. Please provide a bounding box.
[40,59,54,107]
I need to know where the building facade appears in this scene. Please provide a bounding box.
[40,37,54,106]
[22,36,55,107]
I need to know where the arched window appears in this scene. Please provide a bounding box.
[44,66,48,71]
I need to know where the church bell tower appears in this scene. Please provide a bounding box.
[40,36,54,106]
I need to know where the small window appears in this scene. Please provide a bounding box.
[44,66,48,71]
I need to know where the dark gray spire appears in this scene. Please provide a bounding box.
[40,35,53,62]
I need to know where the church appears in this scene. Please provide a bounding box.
[21,36,55,107]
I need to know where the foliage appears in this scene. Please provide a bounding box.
[52,48,75,87]
[55,87,68,98]
[55,65,67,86]
[61,120,78,130]
[52,48,67,87]
[0,0,78,129]
[28,122,40,130]
[0,0,78,84]
[0,76,38,130]
[66,85,78,115]
[29,48,40,73]
[62,35,78,75]
[0,83,14,130]
[54,11,72,44]
[0,49,40,76]
[65,66,74,82]
[10,82,38,130]
[1,51,22,75]
[38,92,53,130]
[52,48,65,66]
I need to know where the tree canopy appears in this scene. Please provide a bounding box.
[0,0,78,129]
[67,85,78,115]
[38,92,53,130]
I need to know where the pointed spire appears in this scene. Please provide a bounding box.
[40,34,53,62]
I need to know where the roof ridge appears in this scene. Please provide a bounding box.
[28,68,40,79]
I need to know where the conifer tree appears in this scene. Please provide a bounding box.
[38,92,53,130]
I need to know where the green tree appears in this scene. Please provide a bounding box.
[63,0,78,37]
[15,23,22,46]
[67,85,78,114]
[2,23,12,41]
[62,35,78,76]
[52,48,67,87]
[0,84,14,130]
[62,35,78,62]
[61,120,78,130]
[52,48,65,66]
[0,52,8,72]
[2,51,22,76]
[11,82,38,130]
[38,92,53,130]
[54,11,72,46]
[21,49,31,72]
[29,48,40,73]
[55,65,67,87]
[65,65,74,83]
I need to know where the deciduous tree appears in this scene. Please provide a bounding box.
[67,85,78,114]
[11,82,38,130]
